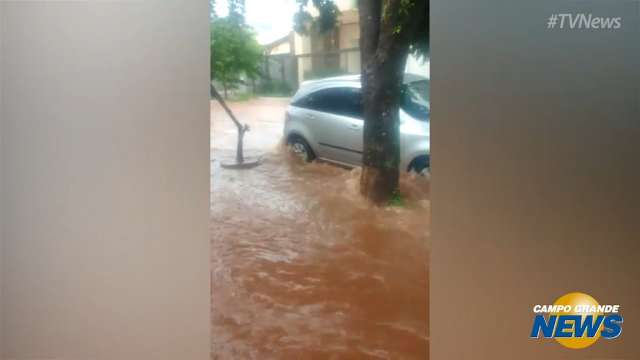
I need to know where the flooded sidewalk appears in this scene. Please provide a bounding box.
[211,98,430,359]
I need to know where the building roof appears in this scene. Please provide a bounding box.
[263,32,292,52]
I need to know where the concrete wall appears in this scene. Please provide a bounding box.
[263,54,298,91]
[269,41,291,55]
[0,2,210,359]
[339,22,359,49]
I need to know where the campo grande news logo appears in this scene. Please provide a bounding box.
[530,292,623,349]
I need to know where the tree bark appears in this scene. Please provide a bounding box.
[235,126,247,164]
[358,0,412,204]
[211,84,249,163]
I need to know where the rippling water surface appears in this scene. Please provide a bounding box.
[211,99,429,359]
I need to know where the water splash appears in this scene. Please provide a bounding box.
[211,145,430,359]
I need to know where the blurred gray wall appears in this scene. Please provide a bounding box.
[0,3,5,357]
[432,1,639,359]
[0,1,210,359]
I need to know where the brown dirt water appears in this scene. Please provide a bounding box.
[211,144,430,359]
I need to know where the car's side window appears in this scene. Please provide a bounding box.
[334,87,363,119]
[298,90,331,112]
[293,87,363,119]
[291,93,317,109]
[400,80,429,120]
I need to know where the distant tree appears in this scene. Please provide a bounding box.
[210,0,245,23]
[210,0,217,20]
[210,17,263,98]
[210,0,260,166]
[228,0,246,24]
[293,0,340,35]
[295,0,428,204]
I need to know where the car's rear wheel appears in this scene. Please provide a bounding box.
[287,135,316,162]
[408,155,430,174]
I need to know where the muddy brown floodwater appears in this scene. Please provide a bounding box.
[211,98,430,359]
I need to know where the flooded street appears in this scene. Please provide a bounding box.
[211,98,430,359]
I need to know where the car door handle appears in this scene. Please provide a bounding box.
[305,113,315,119]
[348,123,361,130]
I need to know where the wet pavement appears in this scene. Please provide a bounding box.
[211,97,430,359]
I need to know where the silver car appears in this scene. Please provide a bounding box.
[284,73,430,172]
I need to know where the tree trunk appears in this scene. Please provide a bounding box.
[358,0,411,204]
[360,50,409,203]
[236,126,246,163]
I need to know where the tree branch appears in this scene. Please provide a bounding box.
[376,0,412,63]
[404,0,428,55]
[210,84,247,133]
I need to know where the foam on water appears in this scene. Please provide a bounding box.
[211,146,430,359]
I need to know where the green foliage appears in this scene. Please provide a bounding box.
[293,0,340,35]
[210,18,263,92]
[257,80,294,96]
[388,190,406,207]
[210,0,217,20]
[229,92,255,102]
[294,0,429,56]
[408,1,429,57]
[227,0,246,24]
[211,0,245,23]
